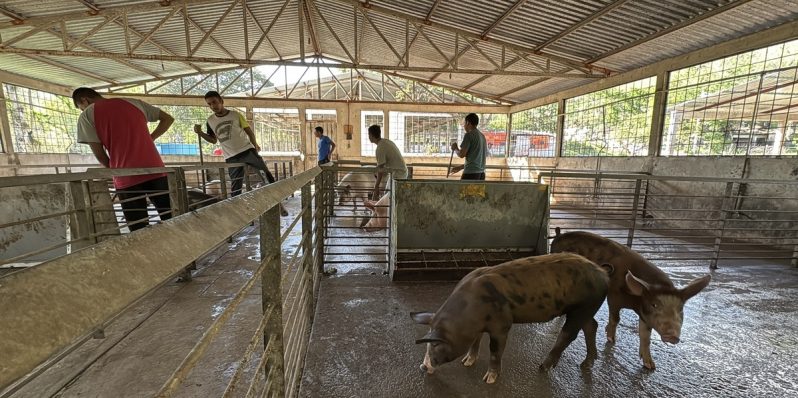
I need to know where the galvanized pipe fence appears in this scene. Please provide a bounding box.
[1,165,324,398]
[538,171,798,269]
[0,161,294,272]
[323,161,797,270]
[317,166,392,273]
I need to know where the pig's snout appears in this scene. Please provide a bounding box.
[661,334,680,344]
[421,353,435,374]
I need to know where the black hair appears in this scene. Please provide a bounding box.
[368,124,381,139]
[465,113,479,127]
[204,91,222,100]
[71,87,102,108]
[315,126,324,134]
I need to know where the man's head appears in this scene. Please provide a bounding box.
[463,113,479,131]
[314,126,324,138]
[368,125,382,144]
[72,87,103,111]
[204,91,225,114]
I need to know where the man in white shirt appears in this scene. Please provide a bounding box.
[368,124,408,200]
[194,91,287,216]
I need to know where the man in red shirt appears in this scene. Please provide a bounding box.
[73,87,175,231]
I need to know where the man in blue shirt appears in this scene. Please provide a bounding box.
[314,126,336,165]
[450,113,487,180]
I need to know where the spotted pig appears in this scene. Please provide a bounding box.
[411,252,610,384]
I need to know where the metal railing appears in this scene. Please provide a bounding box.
[1,166,324,398]
[331,160,798,268]
[318,166,392,273]
[0,161,294,272]
[538,171,798,268]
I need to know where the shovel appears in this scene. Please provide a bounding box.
[446,141,456,178]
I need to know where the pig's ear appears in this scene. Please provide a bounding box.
[680,274,711,301]
[410,312,435,325]
[600,263,615,275]
[625,272,650,296]
[415,330,445,345]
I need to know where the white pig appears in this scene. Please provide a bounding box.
[360,193,389,230]
[336,172,377,212]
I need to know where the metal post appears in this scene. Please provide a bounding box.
[273,162,279,181]
[260,204,285,396]
[314,173,325,274]
[166,171,183,219]
[0,83,16,155]
[554,99,566,157]
[325,169,334,225]
[67,181,94,251]
[711,182,735,270]
[647,71,669,157]
[169,169,192,281]
[244,166,252,192]
[301,183,315,311]
[219,167,229,199]
[627,179,642,248]
[282,162,287,181]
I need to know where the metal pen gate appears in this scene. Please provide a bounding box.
[317,166,391,274]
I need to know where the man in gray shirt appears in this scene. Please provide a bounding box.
[450,113,487,180]
[369,124,408,199]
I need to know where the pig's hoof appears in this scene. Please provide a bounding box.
[482,370,498,384]
[642,359,656,370]
[462,354,477,367]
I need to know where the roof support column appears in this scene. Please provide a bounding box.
[554,99,565,158]
[647,71,669,157]
[0,82,15,156]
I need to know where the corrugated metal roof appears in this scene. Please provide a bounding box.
[0,0,796,104]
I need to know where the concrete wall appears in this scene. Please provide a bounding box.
[0,184,68,263]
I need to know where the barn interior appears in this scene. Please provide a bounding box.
[1,1,797,397]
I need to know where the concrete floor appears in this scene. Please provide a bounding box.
[9,195,798,398]
[300,257,798,397]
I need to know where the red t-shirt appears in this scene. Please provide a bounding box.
[77,98,166,189]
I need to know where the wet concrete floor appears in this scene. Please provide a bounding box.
[301,254,798,396]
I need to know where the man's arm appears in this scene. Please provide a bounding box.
[244,126,261,152]
[88,142,110,167]
[373,171,385,200]
[150,110,174,140]
[329,138,336,154]
[193,124,218,144]
[451,137,469,158]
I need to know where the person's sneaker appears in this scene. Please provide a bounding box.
[280,203,289,217]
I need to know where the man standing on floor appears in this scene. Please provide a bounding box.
[73,87,175,232]
[450,113,487,180]
[314,126,336,165]
[194,91,287,216]
[368,124,408,200]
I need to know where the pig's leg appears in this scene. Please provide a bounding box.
[541,310,590,370]
[638,319,656,370]
[461,334,481,367]
[606,302,621,344]
[483,331,508,384]
[580,318,599,369]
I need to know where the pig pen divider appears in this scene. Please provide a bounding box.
[538,171,798,269]
[1,166,325,398]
